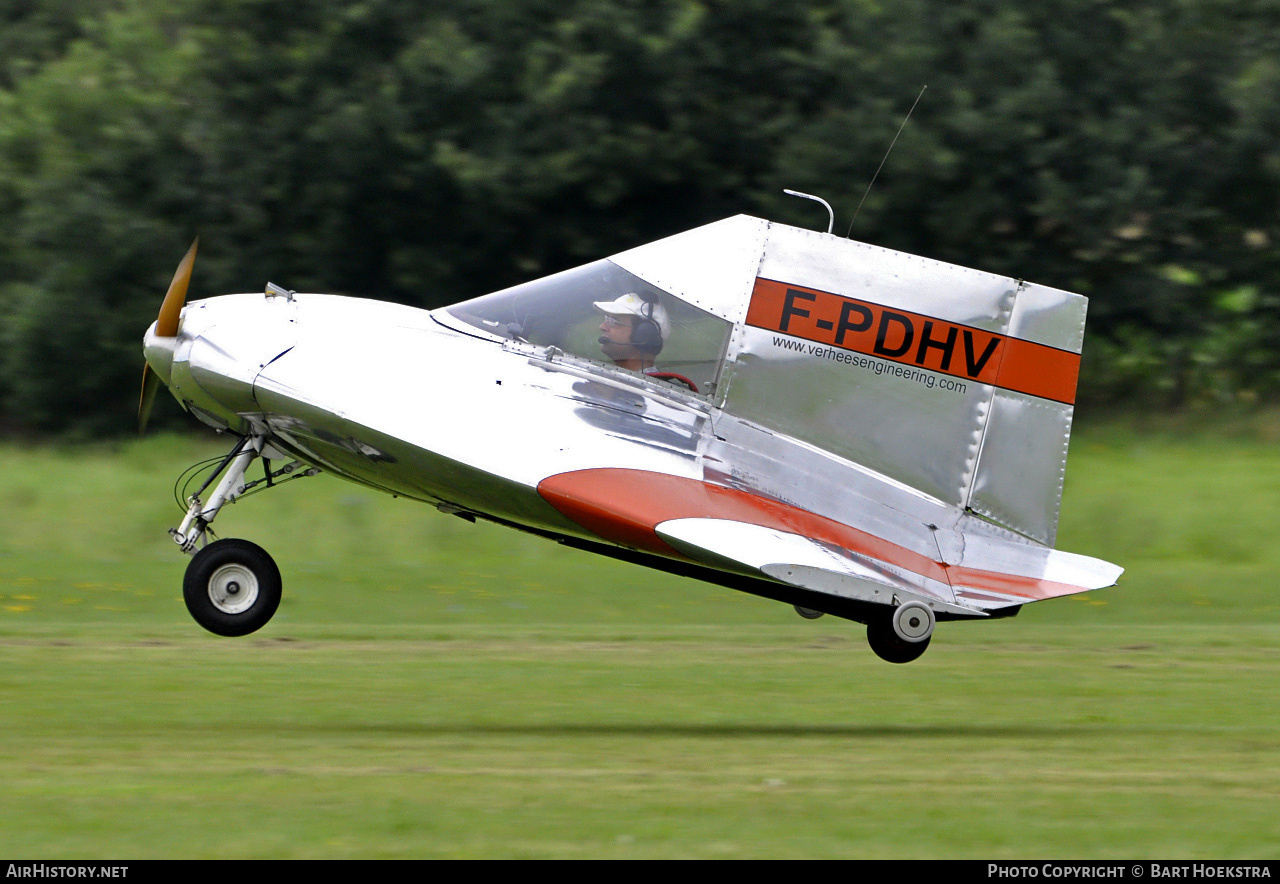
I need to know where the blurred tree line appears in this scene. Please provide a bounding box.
[0,0,1278,434]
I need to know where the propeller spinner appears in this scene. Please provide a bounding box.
[139,238,198,434]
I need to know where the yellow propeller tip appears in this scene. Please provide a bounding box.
[154,238,200,338]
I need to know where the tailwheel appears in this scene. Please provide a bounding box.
[866,601,936,664]
[183,538,282,636]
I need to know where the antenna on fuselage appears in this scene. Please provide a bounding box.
[846,84,927,238]
[783,189,835,234]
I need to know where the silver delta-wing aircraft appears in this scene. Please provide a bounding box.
[140,215,1122,663]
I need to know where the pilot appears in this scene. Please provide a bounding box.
[593,291,671,372]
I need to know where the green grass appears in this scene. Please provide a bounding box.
[1,426,1278,857]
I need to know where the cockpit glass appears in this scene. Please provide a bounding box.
[444,260,733,397]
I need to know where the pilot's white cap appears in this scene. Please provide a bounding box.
[593,292,671,340]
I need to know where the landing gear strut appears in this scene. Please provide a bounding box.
[169,434,317,636]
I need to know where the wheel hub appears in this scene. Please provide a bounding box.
[892,600,935,643]
[207,563,259,614]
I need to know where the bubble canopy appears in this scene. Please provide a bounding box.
[442,259,733,397]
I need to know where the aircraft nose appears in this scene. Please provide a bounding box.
[165,292,299,422]
[142,320,177,387]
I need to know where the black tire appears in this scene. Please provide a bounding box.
[183,538,282,637]
[867,617,930,664]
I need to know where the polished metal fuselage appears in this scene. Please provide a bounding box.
[144,216,1119,618]
[154,290,713,538]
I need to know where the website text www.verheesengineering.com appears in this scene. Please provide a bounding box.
[771,335,969,394]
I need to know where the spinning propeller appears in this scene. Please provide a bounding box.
[138,238,198,434]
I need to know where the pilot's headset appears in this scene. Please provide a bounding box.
[630,291,665,356]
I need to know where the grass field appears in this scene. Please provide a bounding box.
[1,421,1278,858]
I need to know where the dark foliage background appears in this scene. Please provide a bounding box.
[1,0,1278,433]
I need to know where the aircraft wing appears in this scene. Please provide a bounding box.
[655,517,982,617]
[538,468,1122,618]
[658,517,1122,617]
[943,534,1123,611]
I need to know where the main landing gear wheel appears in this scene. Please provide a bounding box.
[183,538,282,637]
[866,602,936,664]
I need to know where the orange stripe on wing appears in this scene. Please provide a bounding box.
[948,567,1089,602]
[537,468,948,583]
[537,468,1093,605]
